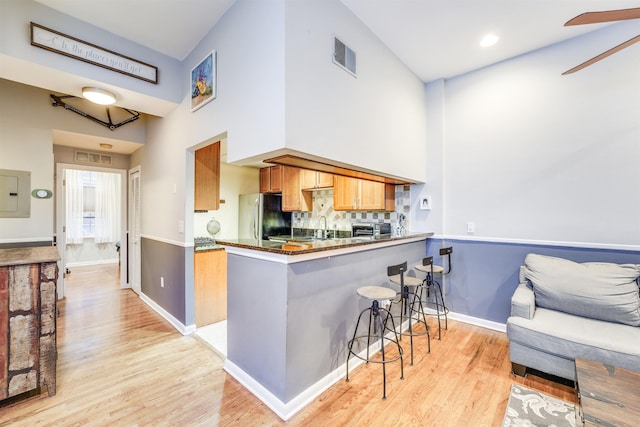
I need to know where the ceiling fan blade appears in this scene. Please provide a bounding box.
[565,7,640,26]
[562,34,640,75]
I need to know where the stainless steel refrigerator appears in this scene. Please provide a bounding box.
[238,193,292,241]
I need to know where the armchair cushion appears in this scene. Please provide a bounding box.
[510,283,535,320]
[523,253,640,327]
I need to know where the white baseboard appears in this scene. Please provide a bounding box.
[225,354,356,422]
[448,311,506,333]
[139,292,196,335]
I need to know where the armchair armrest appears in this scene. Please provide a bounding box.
[510,283,535,320]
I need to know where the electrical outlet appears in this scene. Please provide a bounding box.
[160,276,165,288]
[466,222,475,234]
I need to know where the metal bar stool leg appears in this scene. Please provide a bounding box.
[345,286,404,399]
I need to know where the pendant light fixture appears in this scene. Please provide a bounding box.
[82,87,116,105]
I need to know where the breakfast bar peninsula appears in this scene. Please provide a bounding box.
[216,233,432,420]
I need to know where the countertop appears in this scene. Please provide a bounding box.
[215,233,433,256]
[0,246,61,267]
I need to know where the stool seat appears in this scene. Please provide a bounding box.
[357,286,396,301]
[388,275,423,287]
[415,264,445,274]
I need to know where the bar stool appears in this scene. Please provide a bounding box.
[346,285,404,400]
[387,261,430,365]
[414,247,452,339]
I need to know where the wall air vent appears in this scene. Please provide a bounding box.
[333,37,356,77]
[75,150,113,165]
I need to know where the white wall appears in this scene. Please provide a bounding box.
[0,78,145,242]
[438,21,640,246]
[284,0,428,183]
[194,163,259,239]
[138,0,286,243]
[65,238,119,266]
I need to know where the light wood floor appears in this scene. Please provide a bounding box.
[0,264,576,426]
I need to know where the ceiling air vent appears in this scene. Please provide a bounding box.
[333,37,356,77]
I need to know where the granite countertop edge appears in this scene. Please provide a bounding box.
[215,233,433,256]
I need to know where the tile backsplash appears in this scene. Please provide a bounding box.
[293,185,411,236]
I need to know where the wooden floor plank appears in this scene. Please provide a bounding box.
[0,264,576,425]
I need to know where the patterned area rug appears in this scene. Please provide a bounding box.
[502,384,576,427]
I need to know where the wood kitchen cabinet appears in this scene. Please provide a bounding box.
[259,165,283,193]
[194,142,220,211]
[300,169,333,190]
[194,249,227,327]
[282,166,312,212]
[333,176,395,211]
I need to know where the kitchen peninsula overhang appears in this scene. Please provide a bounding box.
[216,233,432,263]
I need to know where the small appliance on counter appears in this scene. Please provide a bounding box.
[352,223,392,240]
[238,193,292,241]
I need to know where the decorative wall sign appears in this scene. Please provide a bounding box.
[191,51,217,111]
[30,22,158,84]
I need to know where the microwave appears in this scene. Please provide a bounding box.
[352,223,392,239]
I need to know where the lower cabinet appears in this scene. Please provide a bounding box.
[194,249,227,327]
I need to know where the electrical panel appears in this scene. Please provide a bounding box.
[0,169,31,218]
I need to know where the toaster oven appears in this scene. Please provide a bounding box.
[352,223,392,239]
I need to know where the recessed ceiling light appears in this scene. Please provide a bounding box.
[480,34,499,48]
[82,87,116,105]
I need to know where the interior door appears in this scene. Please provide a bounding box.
[129,167,142,294]
[55,164,67,299]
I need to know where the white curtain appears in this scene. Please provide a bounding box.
[65,169,85,244]
[94,172,121,243]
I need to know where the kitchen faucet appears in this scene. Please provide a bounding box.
[318,216,328,239]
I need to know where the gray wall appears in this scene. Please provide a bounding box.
[426,238,640,324]
[141,237,187,324]
[227,240,426,403]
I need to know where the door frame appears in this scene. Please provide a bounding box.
[55,163,128,299]
[128,165,142,295]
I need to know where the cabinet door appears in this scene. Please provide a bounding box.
[259,167,271,193]
[270,165,283,192]
[384,184,396,211]
[194,250,227,327]
[301,170,334,189]
[282,167,312,211]
[300,169,317,190]
[316,172,334,188]
[333,176,359,210]
[359,180,386,210]
[194,142,220,211]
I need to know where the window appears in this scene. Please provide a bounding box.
[82,171,97,237]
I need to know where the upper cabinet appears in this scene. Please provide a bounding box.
[300,170,333,190]
[194,142,220,211]
[282,167,312,212]
[333,176,395,211]
[259,165,283,193]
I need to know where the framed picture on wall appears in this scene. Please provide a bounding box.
[191,50,216,111]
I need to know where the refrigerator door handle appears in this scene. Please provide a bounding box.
[252,197,259,239]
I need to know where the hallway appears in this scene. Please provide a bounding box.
[0,264,278,425]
